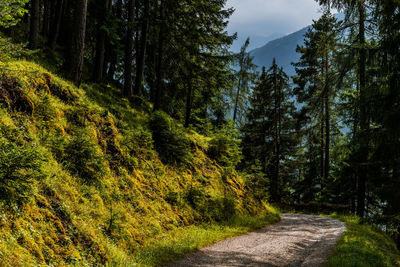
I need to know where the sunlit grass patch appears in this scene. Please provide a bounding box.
[133,211,280,267]
[326,214,400,267]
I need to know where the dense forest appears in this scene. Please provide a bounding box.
[0,0,399,265]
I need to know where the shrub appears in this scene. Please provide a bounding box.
[185,187,236,222]
[0,138,46,203]
[149,111,192,165]
[121,127,154,169]
[63,130,109,182]
[208,123,242,168]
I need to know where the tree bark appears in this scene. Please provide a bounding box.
[154,0,165,111]
[29,0,40,50]
[185,73,193,128]
[42,0,49,36]
[134,0,150,96]
[124,0,135,99]
[107,0,122,82]
[357,1,368,218]
[320,103,325,191]
[271,62,280,203]
[93,0,110,82]
[49,0,64,51]
[233,52,244,122]
[324,55,330,189]
[276,70,282,203]
[67,0,88,87]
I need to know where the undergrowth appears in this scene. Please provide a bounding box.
[326,214,400,267]
[0,59,279,265]
[134,207,280,267]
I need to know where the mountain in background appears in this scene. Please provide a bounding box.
[249,26,310,76]
[248,13,344,77]
[230,32,284,53]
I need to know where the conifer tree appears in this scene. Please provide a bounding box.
[293,11,339,200]
[242,59,297,203]
[316,0,371,218]
[232,38,257,125]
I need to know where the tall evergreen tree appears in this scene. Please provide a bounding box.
[316,0,372,217]
[293,11,339,200]
[232,38,257,125]
[242,59,297,203]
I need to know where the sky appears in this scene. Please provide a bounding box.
[225,0,325,51]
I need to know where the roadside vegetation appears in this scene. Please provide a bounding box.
[326,215,400,267]
[134,208,279,266]
[0,60,279,265]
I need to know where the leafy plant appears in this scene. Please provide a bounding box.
[0,0,28,28]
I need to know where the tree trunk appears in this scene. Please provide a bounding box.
[49,0,64,51]
[233,53,244,122]
[124,0,135,99]
[66,0,88,87]
[320,103,325,192]
[184,73,193,128]
[271,63,280,203]
[276,73,282,203]
[29,0,40,50]
[154,0,165,111]
[357,1,368,218]
[134,0,150,96]
[107,0,122,82]
[92,0,110,82]
[233,80,241,122]
[42,0,50,37]
[324,55,330,188]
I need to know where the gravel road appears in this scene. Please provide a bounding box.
[168,214,346,267]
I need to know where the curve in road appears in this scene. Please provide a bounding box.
[168,213,346,267]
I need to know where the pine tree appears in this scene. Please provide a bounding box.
[242,59,297,203]
[232,38,257,126]
[316,0,371,218]
[293,11,339,201]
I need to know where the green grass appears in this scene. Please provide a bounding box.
[0,59,281,265]
[326,215,400,267]
[133,211,280,267]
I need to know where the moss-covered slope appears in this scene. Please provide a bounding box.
[0,60,278,266]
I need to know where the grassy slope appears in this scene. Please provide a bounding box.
[0,60,279,266]
[326,215,400,267]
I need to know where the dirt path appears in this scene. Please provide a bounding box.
[168,214,345,267]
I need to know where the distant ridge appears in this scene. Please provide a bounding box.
[249,26,310,76]
[249,13,344,77]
